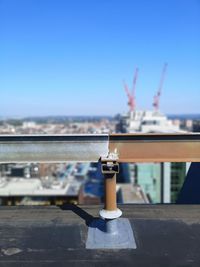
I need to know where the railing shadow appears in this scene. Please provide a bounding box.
[58,203,106,231]
[58,203,99,227]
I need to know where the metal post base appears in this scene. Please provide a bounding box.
[86,218,137,249]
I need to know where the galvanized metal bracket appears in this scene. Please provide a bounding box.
[101,149,119,175]
[101,148,119,162]
[101,161,119,174]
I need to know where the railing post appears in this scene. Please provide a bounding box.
[86,155,136,249]
[99,159,122,219]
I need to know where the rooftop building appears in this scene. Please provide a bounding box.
[116,110,183,133]
[116,109,189,203]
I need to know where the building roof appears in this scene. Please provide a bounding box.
[0,177,81,196]
[0,178,42,195]
[0,204,199,266]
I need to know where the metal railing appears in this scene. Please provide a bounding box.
[0,133,200,219]
[0,133,199,163]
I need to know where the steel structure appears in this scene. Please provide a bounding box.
[0,133,199,163]
[123,68,139,112]
[153,63,168,111]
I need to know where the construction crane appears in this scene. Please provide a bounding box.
[123,68,139,112]
[153,63,168,111]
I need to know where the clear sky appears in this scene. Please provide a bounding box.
[0,0,199,117]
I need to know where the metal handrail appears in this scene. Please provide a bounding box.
[0,133,199,162]
[0,133,199,219]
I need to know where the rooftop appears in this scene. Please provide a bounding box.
[0,133,199,265]
[0,204,199,266]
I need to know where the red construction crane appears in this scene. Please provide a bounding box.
[153,63,168,111]
[123,68,139,112]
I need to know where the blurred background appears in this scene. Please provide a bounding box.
[0,0,199,205]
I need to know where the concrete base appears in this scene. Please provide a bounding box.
[86,218,137,249]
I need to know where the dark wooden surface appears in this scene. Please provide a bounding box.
[0,204,199,266]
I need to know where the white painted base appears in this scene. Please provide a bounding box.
[99,208,122,219]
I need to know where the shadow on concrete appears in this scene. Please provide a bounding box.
[58,204,107,231]
[58,203,99,227]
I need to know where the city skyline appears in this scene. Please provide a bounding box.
[0,0,200,116]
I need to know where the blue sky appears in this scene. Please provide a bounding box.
[0,0,199,116]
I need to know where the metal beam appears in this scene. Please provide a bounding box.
[0,133,200,163]
[109,134,200,162]
[0,135,109,163]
